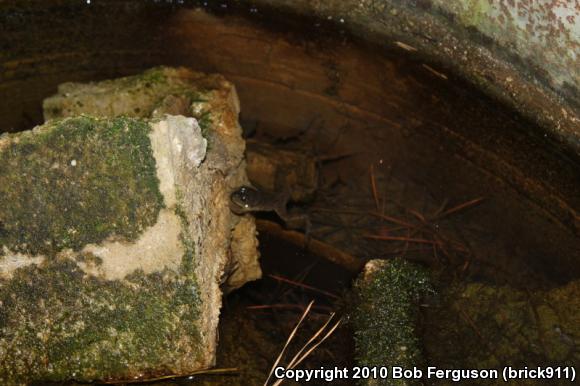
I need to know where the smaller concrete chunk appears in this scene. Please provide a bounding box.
[352,258,432,386]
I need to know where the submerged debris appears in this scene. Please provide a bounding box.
[424,278,580,382]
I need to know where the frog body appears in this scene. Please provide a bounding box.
[230,185,310,232]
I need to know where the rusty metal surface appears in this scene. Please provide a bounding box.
[251,0,580,155]
[435,0,579,92]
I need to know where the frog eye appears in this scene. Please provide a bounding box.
[231,186,251,207]
[237,188,248,201]
[239,195,250,207]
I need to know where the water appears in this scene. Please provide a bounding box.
[3,2,579,384]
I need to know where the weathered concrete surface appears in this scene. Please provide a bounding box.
[250,0,580,154]
[0,116,200,383]
[0,68,259,384]
[43,66,261,292]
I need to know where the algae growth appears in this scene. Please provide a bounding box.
[44,67,213,122]
[423,279,580,381]
[352,259,432,385]
[0,258,200,384]
[174,203,196,276]
[0,115,164,257]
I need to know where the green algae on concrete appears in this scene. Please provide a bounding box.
[43,66,211,121]
[423,279,579,383]
[0,115,164,257]
[44,67,173,119]
[2,66,256,384]
[42,67,220,151]
[352,258,432,386]
[0,115,207,384]
[174,203,196,276]
[0,258,200,384]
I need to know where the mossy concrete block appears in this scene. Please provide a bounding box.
[43,66,261,292]
[0,72,255,383]
[352,258,432,386]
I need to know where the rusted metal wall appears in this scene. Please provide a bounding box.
[438,0,578,92]
[253,0,580,155]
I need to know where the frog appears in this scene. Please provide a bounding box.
[230,185,310,233]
